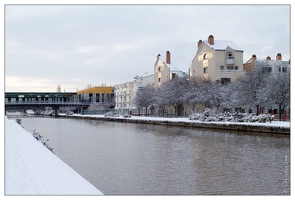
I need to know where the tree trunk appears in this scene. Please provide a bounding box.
[256,104,259,116]
[279,104,282,121]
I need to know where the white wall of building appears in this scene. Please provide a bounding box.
[114,75,154,109]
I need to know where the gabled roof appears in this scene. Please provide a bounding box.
[170,70,188,78]
[202,40,243,51]
[157,55,190,73]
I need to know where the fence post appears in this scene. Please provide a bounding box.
[284,109,287,121]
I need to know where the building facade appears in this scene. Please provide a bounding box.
[114,75,154,109]
[154,51,189,88]
[190,35,245,84]
[243,53,290,74]
[77,86,115,107]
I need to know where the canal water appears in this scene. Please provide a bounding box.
[15,117,290,195]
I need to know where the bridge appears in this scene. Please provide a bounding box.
[5,101,91,117]
[5,92,90,117]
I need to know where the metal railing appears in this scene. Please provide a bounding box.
[5,100,91,105]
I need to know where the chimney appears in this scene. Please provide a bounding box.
[208,35,214,45]
[198,40,202,48]
[166,51,171,64]
[276,53,282,60]
[266,56,271,60]
[252,54,257,61]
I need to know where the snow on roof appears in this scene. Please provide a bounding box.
[246,58,290,67]
[114,74,153,86]
[204,40,243,51]
[170,69,188,78]
[159,55,190,73]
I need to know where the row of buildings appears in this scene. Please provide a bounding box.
[81,35,289,111]
[6,35,289,116]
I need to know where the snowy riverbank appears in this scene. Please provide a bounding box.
[4,116,103,195]
[60,114,290,134]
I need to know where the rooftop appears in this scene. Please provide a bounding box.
[158,55,190,73]
[204,40,243,51]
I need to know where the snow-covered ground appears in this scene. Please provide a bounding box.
[65,114,291,128]
[4,116,103,195]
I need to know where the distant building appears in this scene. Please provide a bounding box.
[56,84,61,92]
[243,53,290,74]
[190,35,245,84]
[77,86,114,106]
[114,75,154,109]
[154,51,189,88]
[243,53,290,119]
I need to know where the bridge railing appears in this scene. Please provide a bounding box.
[5,100,91,105]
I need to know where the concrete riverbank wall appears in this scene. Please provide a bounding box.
[59,115,290,135]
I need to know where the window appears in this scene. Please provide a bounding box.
[96,93,100,102]
[227,66,233,70]
[203,54,208,60]
[172,73,176,79]
[221,78,231,84]
[262,67,272,73]
[235,66,239,70]
[226,51,234,58]
[220,66,224,70]
[203,67,208,73]
[158,78,161,82]
[158,67,161,71]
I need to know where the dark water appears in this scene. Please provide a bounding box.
[15,117,290,195]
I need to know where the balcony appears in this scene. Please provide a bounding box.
[226,56,235,65]
[215,69,246,75]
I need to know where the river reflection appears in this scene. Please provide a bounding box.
[18,117,290,195]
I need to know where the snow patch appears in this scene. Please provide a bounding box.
[5,116,103,195]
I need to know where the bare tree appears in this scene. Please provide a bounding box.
[235,63,269,115]
[156,75,189,117]
[186,76,206,112]
[260,72,290,121]
[133,83,156,116]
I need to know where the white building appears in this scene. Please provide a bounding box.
[190,35,246,84]
[114,75,154,109]
[154,51,189,87]
[243,53,290,75]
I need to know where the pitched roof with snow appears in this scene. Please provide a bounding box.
[203,40,243,51]
[158,55,190,73]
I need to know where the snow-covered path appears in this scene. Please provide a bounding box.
[4,116,103,195]
[67,114,291,128]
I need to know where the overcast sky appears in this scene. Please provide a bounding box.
[4,4,291,92]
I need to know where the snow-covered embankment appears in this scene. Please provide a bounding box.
[5,116,103,195]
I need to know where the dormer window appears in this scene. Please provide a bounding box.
[203,54,208,60]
